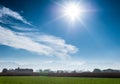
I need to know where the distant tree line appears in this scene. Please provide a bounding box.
[2,67,33,73]
[38,68,120,73]
[93,68,120,73]
[2,68,120,73]
[1,68,120,77]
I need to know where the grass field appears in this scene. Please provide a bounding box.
[0,76,120,84]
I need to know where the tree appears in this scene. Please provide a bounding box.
[71,70,77,73]
[93,68,101,73]
[39,69,43,73]
[43,69,51,73]
[2,68,8,73]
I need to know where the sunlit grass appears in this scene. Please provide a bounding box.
[0,76,120,84]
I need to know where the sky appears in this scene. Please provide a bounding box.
[0,0,120,71]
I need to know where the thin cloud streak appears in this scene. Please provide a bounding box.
[0,6,31,25]
[11,26,37,31]
[0,60,85,71]
[0,5,78,59]
[0,26,78,59]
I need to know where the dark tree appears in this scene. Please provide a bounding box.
[39,69,43,73]
[2,68,8,73]
[93,68,101,73]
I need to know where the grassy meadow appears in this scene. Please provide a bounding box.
[0,76,120,84]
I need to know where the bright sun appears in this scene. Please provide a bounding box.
[62,2,83,22]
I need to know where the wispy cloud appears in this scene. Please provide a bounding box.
[0,6,31,25]
[0,5,78,59]
[0,26,51,57]
[0,26,78,59]
[11,26,36,31]
[1,60,120,71]
[33,35,78,58]
[0,60,85,71]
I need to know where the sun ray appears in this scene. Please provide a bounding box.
[43,0,89,26]
[61,1,86,23]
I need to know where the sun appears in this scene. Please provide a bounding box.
[48,1,89,25]
[62,2,83,22]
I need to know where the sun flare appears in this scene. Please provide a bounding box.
[62,2,83,22]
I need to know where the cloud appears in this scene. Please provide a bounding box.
[0,26,78,59]
[68,61,85,66]
[0,60,85,72]
[34,35,78,59]
[0,62,20,71]
[11,26,36,31]
[1,60,120,72]
[0,5,78,59]
[0,26,52,56]
[0,6,31,25]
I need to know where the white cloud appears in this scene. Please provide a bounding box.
[11,26,36,31]
[0,62,20,72]
[68,61,85,66]
[0,60,85,72]
[35,35,78,59]
[0,26,53,56]
[1,60,120,72]
[0,5,78,59]
[0,26,78,59]
[0,6,31,25]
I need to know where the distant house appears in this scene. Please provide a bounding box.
[6,67,33,73]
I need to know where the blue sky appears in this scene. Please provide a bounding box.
[0,0,120,71]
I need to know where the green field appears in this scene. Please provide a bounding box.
[0,76,120,84]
